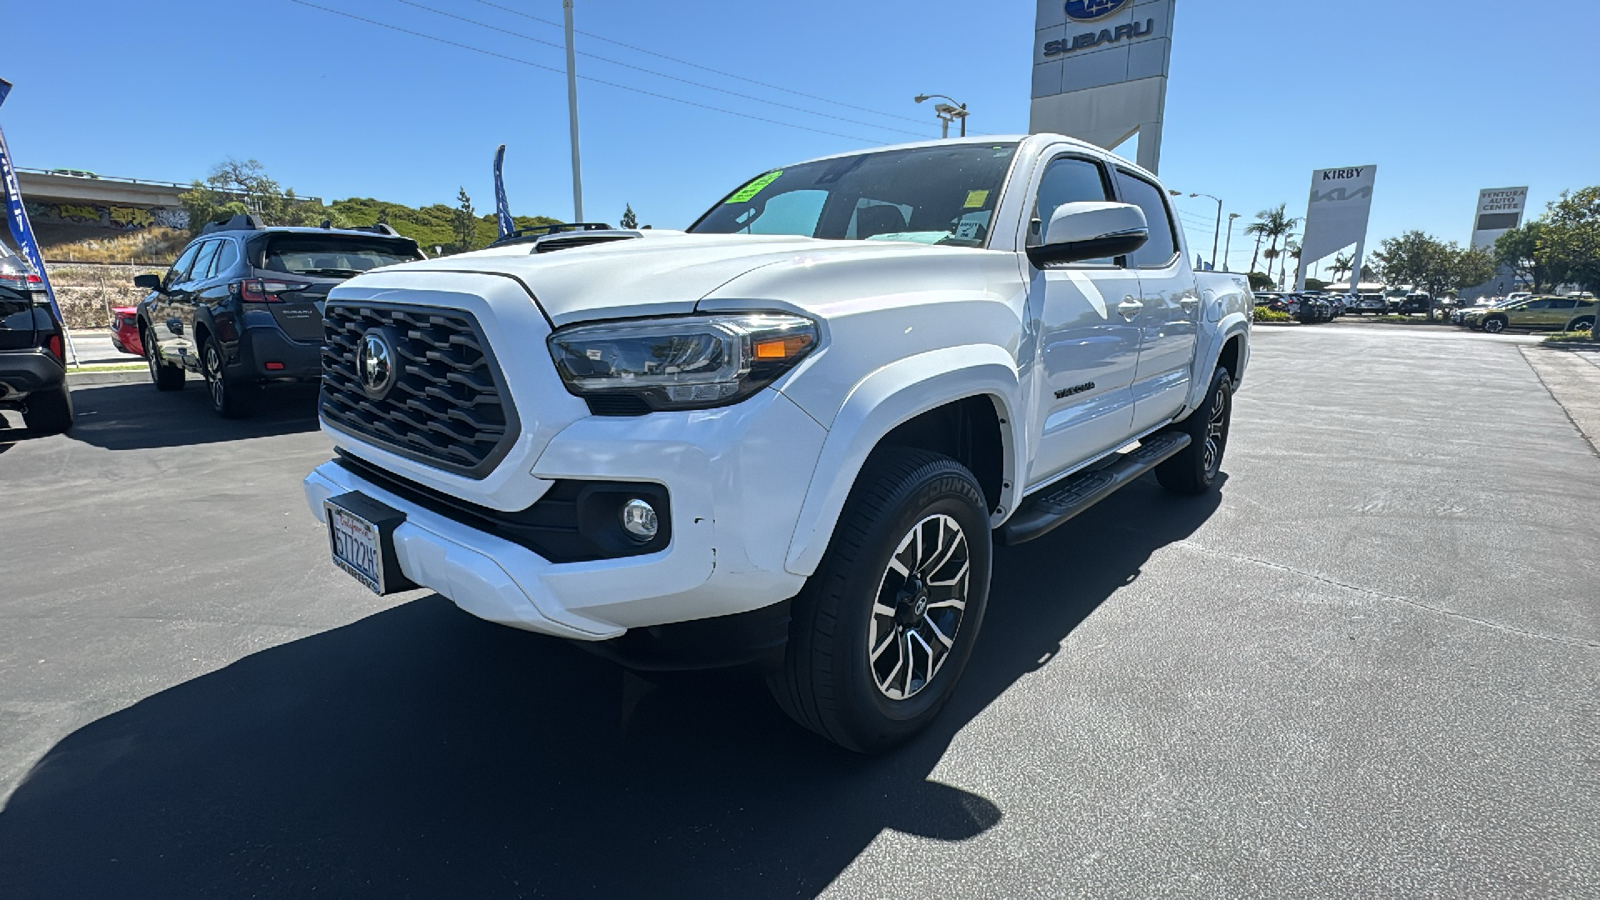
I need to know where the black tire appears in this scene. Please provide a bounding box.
[23,383,73,435]
[1482,316,1508,334]
[1156,367,1233,496]
[201,339,258,418]
[145,327,184,391]
[1569,316,1594,333]
[768,448,992,753]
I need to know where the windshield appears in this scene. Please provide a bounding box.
[690,142,1020,248]
[260,235,422,277]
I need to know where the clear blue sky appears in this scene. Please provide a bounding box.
[6,0,1596,272]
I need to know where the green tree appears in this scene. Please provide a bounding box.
[1541,187,1600,296]
[1244,204,1301,288]
[1493,223,1549,291]
[1247,271,1274,291]
[620,203,638,229]
[451,187,478,253]
[1372,231,1495,318]
[177,158,325,234]
[1329,253,1353,284]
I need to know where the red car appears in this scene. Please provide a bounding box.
[110,305,143,357]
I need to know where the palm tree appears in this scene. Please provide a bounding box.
[1244,215,1270,274]
[1330,253,1354,283]
[1254,204,1302,288]
[1286,240,1303,287]
[1261,247,1280,287]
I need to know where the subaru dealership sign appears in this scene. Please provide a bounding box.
[1031,0,1177,173]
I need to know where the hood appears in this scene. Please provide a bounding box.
[360,231,961,327]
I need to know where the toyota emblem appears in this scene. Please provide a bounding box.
[356,331,395,398]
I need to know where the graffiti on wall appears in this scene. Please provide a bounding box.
[24,200,187,230]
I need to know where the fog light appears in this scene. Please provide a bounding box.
[621,499,658,542]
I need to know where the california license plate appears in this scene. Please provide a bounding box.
[324,492,410,595]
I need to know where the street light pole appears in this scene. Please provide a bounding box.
[914,94,969,139]
[563,0,584,222]
[1223,213,1240,272]
[1167,190,1224,270]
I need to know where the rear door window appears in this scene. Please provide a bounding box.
[1113,171,1179,268]
[210,240,239,278]
[188,241,221,284]
[165,242,203,288]
[261,235,422,277]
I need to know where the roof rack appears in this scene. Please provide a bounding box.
[200,213,266,234]
[490,222,614,247]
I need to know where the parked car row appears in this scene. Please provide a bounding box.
[1255,291,1341,323]
[1456,294,1595,333]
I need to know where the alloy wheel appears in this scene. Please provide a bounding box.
[1204,384,1229,477]
[868,513,970,701]
[204,344,225,409]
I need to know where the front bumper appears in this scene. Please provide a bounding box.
[304,388,825,641]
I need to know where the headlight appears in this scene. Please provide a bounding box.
[548,313,818,412]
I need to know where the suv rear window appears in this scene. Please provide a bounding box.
[259,235,421,277]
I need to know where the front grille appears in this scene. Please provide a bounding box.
[322,303,518,478]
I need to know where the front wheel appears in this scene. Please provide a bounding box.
[1483,316,1508,334]
[23,383,74,435]
[769,449,992,753]
[146,328,184,391]
[1156,367,1233,496]
[1568,316,1594,333]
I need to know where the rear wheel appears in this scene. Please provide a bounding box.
[768,448,992,753]
[201,339,257,418]
[23,383,73,435]
[1156,367,1233,496]
[1569,316,1594,333]
[146,327,184,391]
[1483,316,1508,334]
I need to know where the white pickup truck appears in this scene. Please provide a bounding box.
[304,135,1251,751]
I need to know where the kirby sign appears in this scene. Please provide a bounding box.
[1065,0,1133,22]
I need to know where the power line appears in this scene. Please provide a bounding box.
[394,0,933,139]
[285,0,884,144]
[466,0,932,128]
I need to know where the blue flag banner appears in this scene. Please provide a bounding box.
[0,77,64,327]
[493,144,513,239]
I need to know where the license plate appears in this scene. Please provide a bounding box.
[324,492,411,595]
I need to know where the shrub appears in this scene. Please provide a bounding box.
[1253,307,1291,322]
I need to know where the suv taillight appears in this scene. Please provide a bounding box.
[46,334,63,361]
[235,278,311,303]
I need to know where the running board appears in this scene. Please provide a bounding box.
[998,431,1191,546]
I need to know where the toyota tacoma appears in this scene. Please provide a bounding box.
[303,135,1252,751]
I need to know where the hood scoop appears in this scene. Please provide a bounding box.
[532,229,643,253]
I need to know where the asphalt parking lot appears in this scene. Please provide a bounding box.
[1,327,1596,898]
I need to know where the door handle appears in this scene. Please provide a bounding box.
[1179,296,1200,311]
[165,317,184,335]
[1117,298,1144,319]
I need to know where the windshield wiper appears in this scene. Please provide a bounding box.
[297,268,366,277]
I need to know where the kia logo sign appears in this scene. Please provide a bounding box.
[1065,0,1132,22]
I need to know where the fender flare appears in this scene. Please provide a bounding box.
[1184,312,1250,412]
[782,344,1024,577]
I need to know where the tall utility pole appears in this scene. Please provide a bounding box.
[563,0,584,222]
[1223,213,1239,272]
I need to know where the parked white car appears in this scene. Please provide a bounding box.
[303,135,1252,750]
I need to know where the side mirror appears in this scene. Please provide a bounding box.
[133,273,163,291]
[1027,202,1148,267]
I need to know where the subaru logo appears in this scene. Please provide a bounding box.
[1065,0,1131,22]
[356,331,395,398]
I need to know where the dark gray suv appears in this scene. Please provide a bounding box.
[135,215,424,417]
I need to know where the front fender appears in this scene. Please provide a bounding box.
[782,344,1024,577]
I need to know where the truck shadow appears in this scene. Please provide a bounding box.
[0,477,1222,898]
[58,381,321,451]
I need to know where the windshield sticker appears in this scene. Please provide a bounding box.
[963,190,990,209]
[726,171,782,204]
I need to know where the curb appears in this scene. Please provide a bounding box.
[68,370,149,386]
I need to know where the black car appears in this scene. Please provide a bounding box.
[0,283,73,435]
[134,215,424,417]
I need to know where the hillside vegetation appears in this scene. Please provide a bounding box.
[325,197,563,253]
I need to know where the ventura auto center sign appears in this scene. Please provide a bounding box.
[1470,186,1529,249]
[1030,0,1178,173]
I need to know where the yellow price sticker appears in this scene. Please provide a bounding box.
[726,170,783,204]
[963,190,990,209]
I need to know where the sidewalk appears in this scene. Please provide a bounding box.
[63,329,141,367]
[1522,343,1600,456]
